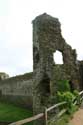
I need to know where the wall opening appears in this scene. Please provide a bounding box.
[40,74,50,96]
[39,74,50,104]
[69,80,74,91]
[53,50,63,64]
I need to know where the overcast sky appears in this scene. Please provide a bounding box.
[0,0,83,77]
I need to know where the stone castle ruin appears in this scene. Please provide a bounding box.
[0,13,83,122]
[33,13,82,114]
[32,13,83,125]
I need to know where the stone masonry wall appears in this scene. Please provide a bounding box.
[0,73,33,108]
[32,13,81,125]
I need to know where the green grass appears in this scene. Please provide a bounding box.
[0,102,33,125]
[55,115,69,125]
[54,114,73,125]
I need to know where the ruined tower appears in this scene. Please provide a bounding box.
[32,13,80,125]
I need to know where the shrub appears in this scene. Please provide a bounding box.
[73,90,81,105]
[56,91,78,114]
[57,80,71,92]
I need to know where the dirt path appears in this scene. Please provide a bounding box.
[69,108,83,125]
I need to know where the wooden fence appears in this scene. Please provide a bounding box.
[9,91,83,125]
[79,90,83,101]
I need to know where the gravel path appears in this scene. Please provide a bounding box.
[69,108,83,125]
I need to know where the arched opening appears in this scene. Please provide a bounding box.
[53,50,63,64]
[69,80,74,91]
[40,74,50,96]
[39,73,50,104]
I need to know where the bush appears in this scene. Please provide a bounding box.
[56,91,78,114]
[57,91,75,102]
[73,90,81,105]
[55,80,80,114]
[57,80,71,92]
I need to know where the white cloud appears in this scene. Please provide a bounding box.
[0,0,83,76]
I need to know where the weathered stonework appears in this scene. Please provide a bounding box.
[78,61,83,90]
[32,13,81,125]
[0,13,83,125]
[0,73,33,108]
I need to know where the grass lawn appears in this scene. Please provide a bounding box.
[0,102,33,125]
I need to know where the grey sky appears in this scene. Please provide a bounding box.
[0,0,83,76]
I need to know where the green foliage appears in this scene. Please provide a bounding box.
[57,80,70,92]
[56,80,79,115]
[73,90,81,105]
[56,91,78,114]
[54,114,70,125]
[57,91,75,103]
[49,80,81,125]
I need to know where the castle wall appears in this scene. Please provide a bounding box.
[0,73,33,108]
[32,13,81,125]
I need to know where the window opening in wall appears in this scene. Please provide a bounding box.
[53,50,63,64]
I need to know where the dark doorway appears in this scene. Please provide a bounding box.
[69,80,74,91]
[40,73,50,96]
[79,63,83,90]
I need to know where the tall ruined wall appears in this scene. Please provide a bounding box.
[32,13,80,125]
[78,61,83,90]
[0,73,33,108]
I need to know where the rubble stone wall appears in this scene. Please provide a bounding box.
[32,13,81,125]
[0,73,33,108]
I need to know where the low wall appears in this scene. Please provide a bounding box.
[0,73,33,108]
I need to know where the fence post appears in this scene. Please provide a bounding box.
[45,107,48,125]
